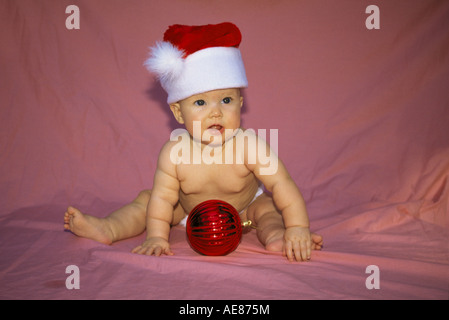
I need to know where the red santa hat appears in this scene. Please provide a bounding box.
[144,22,248,104]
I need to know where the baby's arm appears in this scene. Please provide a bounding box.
[246,134,311,260]
[246,134,309,227]
[264,166,310,229]
[132,141,180,256]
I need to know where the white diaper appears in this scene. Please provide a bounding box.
[239,185,264,215]
[178,185,264,227]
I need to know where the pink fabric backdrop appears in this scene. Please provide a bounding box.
[1,0,448,300]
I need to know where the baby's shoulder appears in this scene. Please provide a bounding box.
[158,130,192,166]
[162,129,191,150]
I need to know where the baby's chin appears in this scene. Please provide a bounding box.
[190,135,223,148]
[201,138,225,148]
[200,129,227,144]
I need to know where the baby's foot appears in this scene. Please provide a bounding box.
[311,233,324,250]
[64,206,113,245]
[264,228,284,252]
[265,230,324,252]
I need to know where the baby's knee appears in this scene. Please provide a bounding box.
[134,189,152,206]
[247,195,278,222]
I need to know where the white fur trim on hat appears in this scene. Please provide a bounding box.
[144,41,185,84]
[145,44,248,104]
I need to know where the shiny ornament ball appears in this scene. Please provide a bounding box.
[186,200,242,256]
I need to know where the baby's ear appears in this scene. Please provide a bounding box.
[169,103,184,124]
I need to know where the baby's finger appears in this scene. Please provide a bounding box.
[284,241,294,262]
[140,246,152,255]
[142,246,154,256]
[135,246,148,255]
[131,246,141,254]
[293,242,302,262]
[306,240,311,260]
[153,246,162,256]
[300,241,309,261]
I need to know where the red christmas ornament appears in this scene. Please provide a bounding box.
[186,200,242,256]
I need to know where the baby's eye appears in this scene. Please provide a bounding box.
[222,97,232,104]
[194,100,206,106]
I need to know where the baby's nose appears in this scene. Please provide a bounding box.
[209,104,223,117]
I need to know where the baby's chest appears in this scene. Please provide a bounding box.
[178,163,251,194]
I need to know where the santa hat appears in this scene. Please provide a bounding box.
[144,22,248,104]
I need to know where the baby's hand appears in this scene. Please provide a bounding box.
[132,237,173,256]
[283,226,312,262]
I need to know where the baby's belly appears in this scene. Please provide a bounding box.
[179,181,260,215]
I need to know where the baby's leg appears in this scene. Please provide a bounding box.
[64,190,150,244]
[245,194,285,251]
[245,193,323,252]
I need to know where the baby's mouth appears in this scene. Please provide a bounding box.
[207,124,224,134]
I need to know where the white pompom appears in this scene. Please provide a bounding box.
[144,41,185,83]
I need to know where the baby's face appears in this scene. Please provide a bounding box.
[170,88,243,146]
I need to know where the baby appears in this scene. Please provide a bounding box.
[64,23,323,262]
